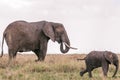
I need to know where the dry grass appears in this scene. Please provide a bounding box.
[0,53,119,80]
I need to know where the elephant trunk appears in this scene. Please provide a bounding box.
[59,30,70,53]
[60,41,70,53]
[112,62,119,77]
[59,31,77,53]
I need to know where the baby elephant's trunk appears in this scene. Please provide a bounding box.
[112,63,119,77]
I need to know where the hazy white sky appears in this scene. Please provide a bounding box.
[0,0,120,54]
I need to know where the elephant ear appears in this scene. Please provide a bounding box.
[104,52,113,64]
[43,22,55,42]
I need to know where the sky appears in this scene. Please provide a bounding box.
[0,0,120,54]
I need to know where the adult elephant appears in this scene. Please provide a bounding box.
[1,20,76,62]
[78,51,119,78]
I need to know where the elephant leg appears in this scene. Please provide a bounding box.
[88,70,92,78]
[13,51,18,58]
[33,49,40,62]
[81,62,93,78]
[39,40,48,61]
[87,65,94,78]
[80,69,87,77]
[8,49,14,62]
[39,45,47,61]
[8,48,17,65]
[102,62,109,76]
[9,49,17,60]
[34,40,48,61]
[33,49,46,62]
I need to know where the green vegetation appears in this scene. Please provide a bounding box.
[0,54,119,80]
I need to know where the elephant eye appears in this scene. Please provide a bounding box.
[56,32,61,37]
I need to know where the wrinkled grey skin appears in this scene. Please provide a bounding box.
[79,51,119,78]
[1,20,70,62]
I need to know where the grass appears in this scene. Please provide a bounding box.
[0,54,119,80]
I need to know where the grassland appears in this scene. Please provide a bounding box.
[0,53,119,80]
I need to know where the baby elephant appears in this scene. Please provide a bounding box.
[78,51,119,78]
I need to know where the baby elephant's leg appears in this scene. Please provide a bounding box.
[102,62,109,76]
[80,69,87,76]
[88,70,92,78]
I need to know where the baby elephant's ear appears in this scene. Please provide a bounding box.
[104,52,113,64]
[43,22,55,42]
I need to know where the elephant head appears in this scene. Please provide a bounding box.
[104,52,119,77]
[43,21,76,53]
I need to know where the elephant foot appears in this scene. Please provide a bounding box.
[35,59,39,62]
[35,58,44,62]
[80,72,83,77]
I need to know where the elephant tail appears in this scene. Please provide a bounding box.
[1,33,5,57]
[77,57,86,61]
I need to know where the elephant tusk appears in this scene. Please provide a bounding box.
[63,42,77,50]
